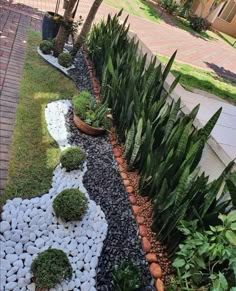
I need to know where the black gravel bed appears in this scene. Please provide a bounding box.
[65,50,154,290]
[66,110,154,290]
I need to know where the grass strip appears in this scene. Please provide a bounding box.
[158,54,236,104]
[2,31,78,209]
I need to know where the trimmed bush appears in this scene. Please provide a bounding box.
[58,52,73,68]
[39,40,53,54]
[53,189,88,221]
[60,147,86,171]
[189,15,211,32]
[72,90,92,119]
[31,248,72,288]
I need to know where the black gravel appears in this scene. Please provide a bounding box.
[66,51,154,290]
[68,50,94,94]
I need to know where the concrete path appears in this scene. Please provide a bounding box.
[0,0,41,194]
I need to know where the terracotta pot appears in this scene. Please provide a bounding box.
[73,112,105,136]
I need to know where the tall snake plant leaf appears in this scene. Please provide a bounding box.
[162,98,181,142]
[226,179,236,208]
[188,104,200,121]
[199,107,222,141]
[175,121,193,163]
[201,160,235,218]
[168,74,181,94]
[174,166,190,209]
[129,118,143,167]
[162,50,177,81]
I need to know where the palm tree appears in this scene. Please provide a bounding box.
[54,0,79,56]
[71,0,103,57]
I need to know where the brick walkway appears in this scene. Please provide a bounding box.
[0,0,41,194]
[0,0,235,194]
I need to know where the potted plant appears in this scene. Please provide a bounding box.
[42,0,63,40]
[72,90,110,136]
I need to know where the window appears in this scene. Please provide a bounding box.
[219,0,236,22]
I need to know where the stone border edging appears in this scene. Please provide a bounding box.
[82,48,166,291]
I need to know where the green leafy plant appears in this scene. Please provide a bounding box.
[39,40,54,54]
[72,90,110,129]
[160,0,179,14]
[189,15,211,32]
[58,52,73,68]
[171,211,236,290]
[31,248,72,288]
[53,189,88,221]
[60,147,86,171]
[112,261,143,291]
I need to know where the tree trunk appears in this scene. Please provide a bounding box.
[71,0,103,57]
[54,0,78,57]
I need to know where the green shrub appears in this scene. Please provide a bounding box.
[112,261,143,291]
[39,40,53,54]
[189,15,211,32]
[58,52,73,68]
[31,248,72,288]
[160,0,179,14]
[53,189,88,221]
[72,90,92,119]
[60,147,86,171]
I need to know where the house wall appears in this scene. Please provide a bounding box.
[213,15,236,37]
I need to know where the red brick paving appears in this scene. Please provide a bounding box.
[0,0,42,195]
[0,0,235,195]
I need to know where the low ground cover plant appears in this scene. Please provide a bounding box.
[170,211,236,290]
[72,90,110,129]
[60,146,86,171]
[112,261,143,291]
[31,248,72,288]
[53,189,88,221]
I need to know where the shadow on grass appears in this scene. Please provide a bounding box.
[205,62,236,83]
[171,69,236,104]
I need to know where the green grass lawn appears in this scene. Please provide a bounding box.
[216,31,236,49]
[158,54,236,104]
[1,31,78,210]
[104,0,160,23]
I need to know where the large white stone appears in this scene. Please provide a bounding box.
[35,238,45,248]
[0,221,10,232]
[5,282,17,290]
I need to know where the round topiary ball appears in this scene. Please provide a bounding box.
[31,248,72,289]
[53,189,88,221]
[60,147,86,171]
[58,52,72,68]
[39,40,53,54]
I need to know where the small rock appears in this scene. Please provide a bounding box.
[142,237,151,253]
[129,195,136,204]
[146,253,158,263]
[155,279,164,291]
[5,282,17,290]
[81,281,90,291]
[6,254,18,263]
[136,216,145,224]
[0,221,10,232]
[139,225,147,237]
[132,205,140,216]
[35,238,45,248]
[149,263,162,279]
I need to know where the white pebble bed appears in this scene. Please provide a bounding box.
[37,47,75,76]
[0,100,108,291]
